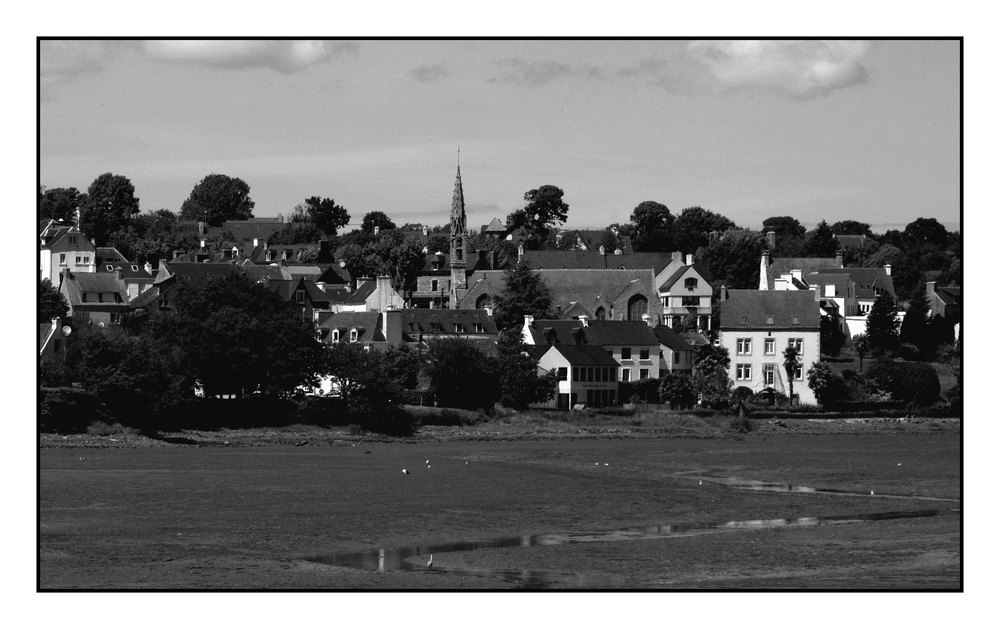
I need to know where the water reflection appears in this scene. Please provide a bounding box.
[303,508,953,588]
[700,477,959,502]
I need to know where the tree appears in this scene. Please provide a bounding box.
[324,342,398,409]
[803,220,838,258]
[691,344,733,404]
[820,315,845,357]
[852,333,871,373]
[830,220,872,237]
[630,200,673,251]
[361,211,396,234]
[658,372,697,409]
[180,174,254,226]
[672,206,736,251]
[762,216,806,256]
[903,217,948,248]
[508,185,570,249]
[900,285,930,355]
[383,343,422,390]
[492,260,555,331]
[39,186,85,224]
[425,338,499,410]
[782,345,800,406]
[865,292,900,356]
[366,231,427,291]
[111,209,200,264]
[78,173,140,246]
[806,362,844,406]
[305,196,351,235]
[163,274,324,397]
[700,229,764,289]
[39,278,70,323]
[496,330,557,410]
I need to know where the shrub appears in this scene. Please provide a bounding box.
[865,359,941,407]
[749,388,788,407]
[39,387,114,433]
[620,378,663,404]
[727,415,758,433]
[658,373,698,409]
[86,421,139,436]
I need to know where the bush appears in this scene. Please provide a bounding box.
[865,359,941,407]
[749,388,788,408]
[728,415,758,433]
[620,378,663,404]
[731,386,754,403]
[86,421,139,436]
[39,387,114,433]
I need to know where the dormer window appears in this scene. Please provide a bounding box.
[739,315,749,325]
[792,315,801,325]
[409,323,419,332]
[131,265,139,271]
[295,289,305,304]
[431,261,440,271]
[431,321,444,332]
[350,329,358,343]
[106,265,114,271]
[684,278,698,291]
[765,315,774,325]
[454,323,466,333]
[332,329,340,343]
[475,322,485,333]
[69,236,77,244]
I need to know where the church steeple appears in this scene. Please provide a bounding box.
[449,154,468,306]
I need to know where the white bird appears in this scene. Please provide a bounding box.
[427,464,431,469]
[699,480,703,485]
[870,490,875,495]
[465,461,469,466]
[401,469,410,475]
[604,463,609,466]
[897,463,903,467]
[426,459,430,465]
[427,554,434,568]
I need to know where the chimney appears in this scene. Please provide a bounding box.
[172,250,181,261]
[641,312,652,327]
[578,315,589,327]
[374,225,380,236]
[253,237,260,247]
[926,281,936,301]
[523,314,534,329]
[489,250,497,270]
[791,269,802,281]
[685,253,693,266]
[200,239,206,249]
[835,249,844,268]
[375,276,398,311]
[671,251,682,264]
[517,243,525,259]
[198,222,206,237]
[761,249,771,266]
[825,284,835,297]
[883,264,892,277]
[484,304,494,317]
[766,230,776,249]
[599,245,605,256]
[382,309,403,345]
[719,285,729,302]
[144,261,152,275]
[422,226,428,236]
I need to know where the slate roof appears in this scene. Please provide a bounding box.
[399,309,498,339]
[763,257,840,290]
[316,311,385,343]
[519,250,673,273]
[217,220,287,243]
[679,331,710,346]
[39,323,54,351]
[482,217,508,234]
[94,247,129,266]
[805,272,853,297]
[652,325,696,352]
[159,262,259,289]
[835,234,869,249]
[266,278,330,306]
[541,344,621,367]
[99,262,155,282]
[720,290,821,330]
[526,319,659,346]
[657,264,713,292]
[934,285,961,306]
[818,267,896,300]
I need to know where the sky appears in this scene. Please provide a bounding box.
[39,38,960,233]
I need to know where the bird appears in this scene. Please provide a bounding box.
[896,463,903,467]
[425,459,430,465]
[870,490,875,495]
[427,554,434,568]
[604,463,609,467]
[465,461,469,466]
[699,480,703,486]
[427,464,431,469]
[401,469,410,475]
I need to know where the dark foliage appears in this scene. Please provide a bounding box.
[425,338,499,410]
[496,330,557,410]
[492,261,555,331]
[180,174,255,226]
[508,185,570,249]
[39,278,69,323]
[304,196,351,235]
[659,373,698,409]
[865,292,900,356]
[700,230,764,289]
[673,206,736,251]
[865,359,941,407]
[820,315,845,357]
[39,186,85,224]
[361,211,396,234]
[79,173,141,246]
[630,200,674,251]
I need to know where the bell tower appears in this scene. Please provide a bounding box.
[449,153,468,307]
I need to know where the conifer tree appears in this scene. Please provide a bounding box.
[865,292,900,356]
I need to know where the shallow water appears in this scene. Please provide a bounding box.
[303,508,957,588]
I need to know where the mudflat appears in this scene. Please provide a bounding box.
[39,425,960,590]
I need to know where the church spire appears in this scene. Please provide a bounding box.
[451,161,465,233]
[449,153,468,306]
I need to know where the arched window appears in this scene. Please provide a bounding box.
[627,294,648,321]
[684,277,698,290]
[475,294,491,310]
[595,306,606,320]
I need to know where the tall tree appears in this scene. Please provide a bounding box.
[782,345,800,406]
[762,216,806,256]
[305,196,351,235]
[492,260,555,331]
[39,278,70,323]
[900,284,930,352]
[508,185,570,249]
[78,173,140,246]
[672,206,736,251]
[803,220,838,258]
[367,231,427,291]
[700,229,764,289]
[820,315,845,357]
[425,338,500,410]
[830,220,872,236]
[496,330,557,410]
[865,292,900,356]
[630,200,674,251]
[691,344,733,403]
[903,217,948,248]
[39,186,85,224]
[361,211,396,233]
[180,174,255,226]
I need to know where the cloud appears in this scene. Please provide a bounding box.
[488,58,604,85]
[410,63,448,82]
[685,40,870,98]
[40,41,125,100]
[141,40,359,74]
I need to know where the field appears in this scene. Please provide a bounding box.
[39,419,961,590]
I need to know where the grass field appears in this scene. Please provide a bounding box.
[39,426,960,590]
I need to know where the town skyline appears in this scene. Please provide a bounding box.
[40,39,959,233]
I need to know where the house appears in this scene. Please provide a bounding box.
[59,271,130,326]
[399,308,499,347]
[326,277,405,313]
[39,317,69,363]
[719,290,821,405]
[316,310,398,348]
[926,281,961,340]
[817,265,896,338]
[130,261,269,316]
[657,260,714,331]
[264,277,331,321]
[530,344,621,409]
[39,222,96,285]
[98,262,156,301]
[652,325,696,374]
[410,251,453,309]
[759,249,843,291]
[522,316,661,382]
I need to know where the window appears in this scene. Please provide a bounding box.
[295,289,305,304]
[572,367,579,381]
[763,363,776,386]
[558,367,567,381]
[736,338,752,355]
[639,368,649,380]
[332,330,340,343]
[131,265,139,271]
[431,279,439,292]
[474,322,485,333]
[684,277,698,291]
[106,265,114,271]
[681,296,699,307]
[788,338,804,354]
[792,315,801,325]
[621,347,632,360]
[765,315,774,325]
[739,315,749,325]
[83,256,90,264]
[409,322,419,332]
[110,313,122,324]
[794,365,804,381]
[59,253,66,264]
[736,364,752,380]
[69,236,77,244]
[350,329,359,343]
[586,367,594,382]
[76,256,82,264]
[674,351,681,365]
[621,368,631,382]
[639,348,649,360]
[456,248,463,261]
[764,338,775,355]
[454,323,466,333]
[431,322,444,332]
